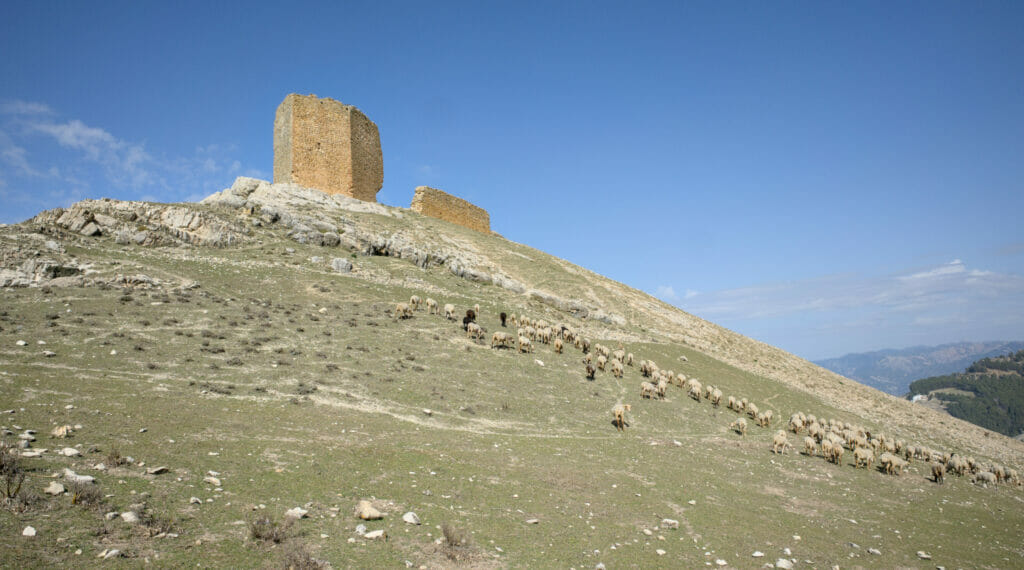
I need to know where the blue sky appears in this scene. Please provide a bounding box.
[2,1,1022,360]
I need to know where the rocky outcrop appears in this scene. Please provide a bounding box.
[31,199,247,247]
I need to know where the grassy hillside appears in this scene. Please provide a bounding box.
[909,350,1024,437]
[1,181,1022,568]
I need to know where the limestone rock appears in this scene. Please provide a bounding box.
[363,529,386,540]
[146,466,169,475]
[120,511,140,524]
[776,559,794,569]
[22,526,36,537]
[402,512,420,525]
[355,500,383,520]
[331,258,353,273]
[44,481,65,495]
[203,476,221,487]
[60,447,81,457]
[660,518,679,530]
[285,507,308,519]
[63,468,95,484]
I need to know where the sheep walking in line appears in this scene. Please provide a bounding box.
[710,388,723,408]
[746,402,759,420]
[409,295,422,310]
[853,446,874,469]
[609,359,624,378]
[931,462,945,484]
[597,355,608,371]
[656,379,669,400]
[444,303,456,320]
[394,302,413,320]
[687,379,702,402]
[554,338,564,354]
[802,436,817,456]
[640,382,656,399]
[585,363,596,380]
[730,417,747,436]
[625,353,635,366]
[425,297,439,315]
[491,331,514,349]
[517,336,533,354]
[771,430,790,454]
[613,404,632,432]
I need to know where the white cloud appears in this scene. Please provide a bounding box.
[0,100,54,116]
[655,285,678,301]
[898,259,966,281]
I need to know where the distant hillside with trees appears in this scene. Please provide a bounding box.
[908,350,1024,437]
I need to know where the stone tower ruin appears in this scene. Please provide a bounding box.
[273,94,383,202]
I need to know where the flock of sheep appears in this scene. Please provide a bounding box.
[392,295,1021,490]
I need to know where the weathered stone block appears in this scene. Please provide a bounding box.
[273,94,383,202]
[410,186,490,234]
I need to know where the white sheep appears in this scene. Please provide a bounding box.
[613,404,631,432]
[491,331,514,349]
[466,322,484,340]
[853,446,874,469]
[613,349,625,362]
[444,303,456,320]
[771,430,790,454]
[609,359,624,378]
[746,402,759,420]
[394,302,413,319]
[730,417,747,436]
[973,471,997,485]
[517,336,533,353]
[597,355,608,371]
[687,379,702,402]
[554,338,564,354]
[425,297,439,315]
[640,381,656,399]
[410,295,422,310]
[656,379,668,399]
[625,353,635,366]
[802,436,817,456]
[710,388,723,408]
[473,303,480,315]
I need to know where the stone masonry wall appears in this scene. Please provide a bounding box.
[273,94,383,202]
[410,186,490,234]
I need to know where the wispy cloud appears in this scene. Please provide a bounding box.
[1,100,54,116]
[655,285,678,301]
[0,100,259,222]
[676,259,1024,358]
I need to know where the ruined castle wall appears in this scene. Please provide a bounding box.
[273,94,383,202]
[410,186,490,234]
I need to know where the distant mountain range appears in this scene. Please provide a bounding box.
[814,341,1024,396]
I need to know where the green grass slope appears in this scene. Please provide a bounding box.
[0,184,1022,568]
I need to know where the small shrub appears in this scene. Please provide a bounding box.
[248,513,293,543]
[68,481,103,507]
[280,542,329,569]
[225,357,244,366]
[106,446,129,467]
[1,442,26,500]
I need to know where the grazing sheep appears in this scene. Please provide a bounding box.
[853,446,874,469]
[973,471,997,485]
[640,382,656,399]
[674,373,686,388]
[740,398,748,413]
[879,452,907,476]
[466,322,484,340]
[710,388,723,408]
[802,436,817,456]
[425,298,439,314]
[625,353,635,366]
[656,379,668,399]
[932,462,945,484]
[410,295,422,310]
[554,338,564,354]
[583,352,593,364]
[789,414,805,434]
[613,349,626,362]
[640,360,653,377]
[687,379,703,402]
[491,331,514,349]
[444,303,456,320]
[597,355,608,371]
[759,410,774,427]
[613,404,631,432]
[771,430,790,454]
[473,303,480,315]
[585,363,596,380]
[581,338,591,353]
[394,302,413,319]
[517,336,533,353]
[746,402,759,420]
[727,396,738,411]
[610,359,624,378]
[822,440,844,465]
[730,417,747,436]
